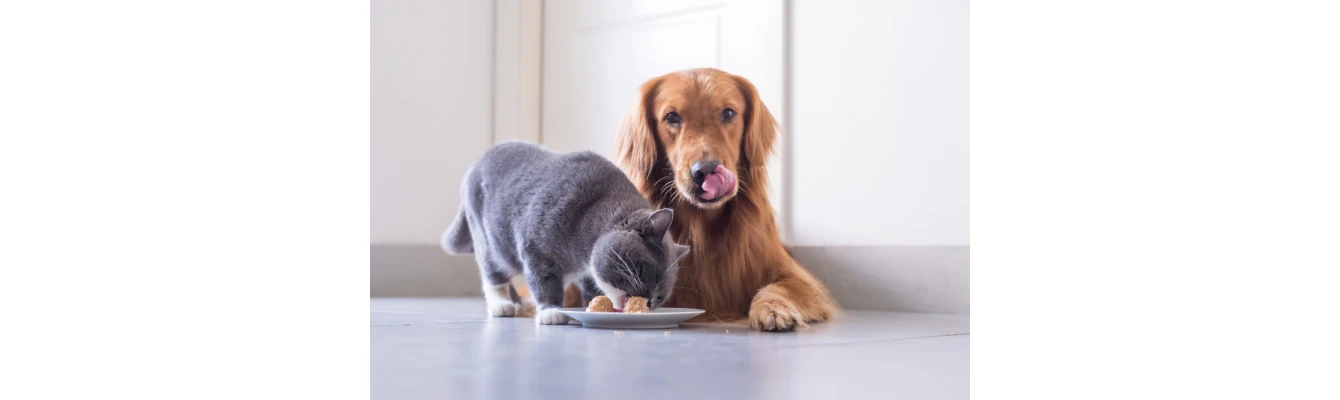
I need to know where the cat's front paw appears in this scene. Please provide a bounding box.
[486,301,518,317]
[536,308,569,325]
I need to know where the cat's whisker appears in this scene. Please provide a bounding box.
[623,255,645,292]
[604,254,626,283]
[612,253,642,291]
[607,253,639,291]
[629,256,645,291]
[611,253,633,282]
[620,253,646,292]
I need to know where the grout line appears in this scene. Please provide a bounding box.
[536,0,545,145]
[782,0,794,243]
[489,0,498,145]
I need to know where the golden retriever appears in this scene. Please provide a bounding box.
[611,68,836,331]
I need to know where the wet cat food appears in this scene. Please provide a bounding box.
[586,296,614,312]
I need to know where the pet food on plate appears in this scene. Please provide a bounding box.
[624,296,650,314]
[586,296,614,312]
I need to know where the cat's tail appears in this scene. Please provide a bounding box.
[441,205,473,254]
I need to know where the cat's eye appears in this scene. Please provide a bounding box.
[721,108,736,123]
[664,112,681,126]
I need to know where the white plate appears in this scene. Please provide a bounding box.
[556,307,705,329]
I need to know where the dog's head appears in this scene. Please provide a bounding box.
[615,68,777,210]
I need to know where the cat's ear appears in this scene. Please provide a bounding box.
[671,244,690,262]
[641,208,674,238]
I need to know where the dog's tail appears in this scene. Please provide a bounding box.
[441,204,473,254]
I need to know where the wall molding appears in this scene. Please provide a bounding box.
[371,244,968,315]
[370,245,482,298]
[492,0,543,144]
[791,245,968,315]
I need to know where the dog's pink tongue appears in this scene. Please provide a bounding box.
[699,165,737,200]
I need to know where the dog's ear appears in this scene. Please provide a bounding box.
[731,74,778,189]
[614,77,663,198]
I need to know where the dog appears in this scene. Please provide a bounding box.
[610,68,836,331]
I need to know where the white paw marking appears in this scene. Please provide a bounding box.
[536,308,569,325]
[487,301,518,317]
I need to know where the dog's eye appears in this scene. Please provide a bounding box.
[664,112,681,126]
[721,108,736,123]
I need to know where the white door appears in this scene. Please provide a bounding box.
[540,0,788,234]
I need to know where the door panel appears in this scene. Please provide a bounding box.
[544,1,726,155]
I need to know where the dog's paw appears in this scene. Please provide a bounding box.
[516,298,537,318]
[486,301,518,317]
[536,308,570,325]
[749,298,806,332]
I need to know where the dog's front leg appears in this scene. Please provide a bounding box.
[748,262,837,332]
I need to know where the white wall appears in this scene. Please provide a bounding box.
[790,0,969,246]
[371,0,495,244]
[368,0,966,247]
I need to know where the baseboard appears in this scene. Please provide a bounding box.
[370,244,482,297]
[790,245,969,315]
[370,244,969,315]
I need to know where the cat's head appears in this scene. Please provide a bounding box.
[589,208,690,311]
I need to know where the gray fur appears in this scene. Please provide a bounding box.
[443,141,690,321]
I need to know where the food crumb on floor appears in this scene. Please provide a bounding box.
[613,331,624,336]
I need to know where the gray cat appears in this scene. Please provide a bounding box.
[441,141,690,325]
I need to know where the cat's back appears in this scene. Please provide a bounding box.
[516,150,645,248]
[470,144,636,204]
[532,150,636,196]
[553,150,623,177]
[473,141,554,178]
[463,141,556,211]
[470,146,645,267]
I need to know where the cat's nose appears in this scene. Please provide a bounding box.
[690,160,721,185]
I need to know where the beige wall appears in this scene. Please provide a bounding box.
[372,0,495,244]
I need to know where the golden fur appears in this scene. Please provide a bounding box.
[610,68,837,331]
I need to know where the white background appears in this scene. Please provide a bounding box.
[972,0,1339,397]
[2,0,1339,398]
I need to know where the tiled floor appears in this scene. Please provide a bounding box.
[372,298,969,400]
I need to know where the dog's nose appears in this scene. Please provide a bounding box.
[690,160,721,185]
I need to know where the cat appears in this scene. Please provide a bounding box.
[442,141,691,325]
